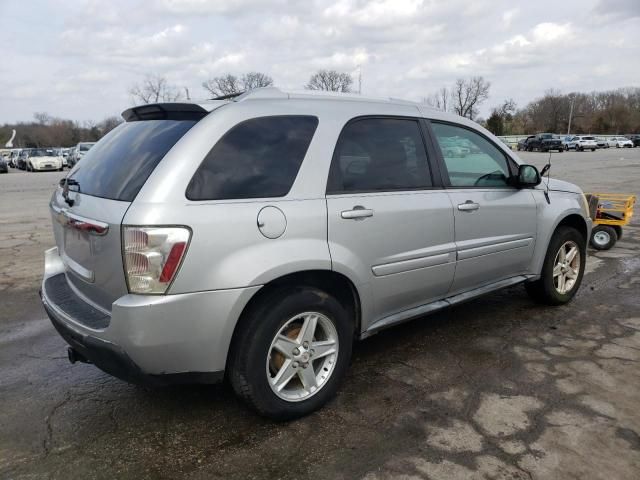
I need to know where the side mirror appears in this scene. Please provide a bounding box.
[515,164,541,187]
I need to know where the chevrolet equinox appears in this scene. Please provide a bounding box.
[41,88,592,419]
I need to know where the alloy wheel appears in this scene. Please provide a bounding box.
[553,240,580,294]
[266,312,339,402]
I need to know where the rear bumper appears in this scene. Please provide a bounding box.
[41,247,261,383]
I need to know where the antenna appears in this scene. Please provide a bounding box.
[540,150,552,204]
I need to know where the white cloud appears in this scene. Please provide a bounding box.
[1,0,639,123]
[531,22,573,43]
[323,0,425,27]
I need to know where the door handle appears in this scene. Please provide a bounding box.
[341,206,374,220]
[457,201,480,212]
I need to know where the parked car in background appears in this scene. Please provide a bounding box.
[517,134,562,152]
[0,157,8,173]
[439,137,470,157]
[595,137,609,149]
[626,134,640,147]
[9,149,21,168]
[41,88,592,419]
[26,148,63,172]
[563,136,597,151]
[68,142,96,167]
[517,136,535,151]
[530,133,563,152]
[17,149,31,170]
[60,148,71,167]
[607,136,633,148]
[66,146,78,167]
[51,148,69,168]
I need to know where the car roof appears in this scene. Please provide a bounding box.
[124,86,464,123]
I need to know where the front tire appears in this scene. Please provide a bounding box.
[525,226,586,305]
[228,286,353,420]
[590,225,617,250]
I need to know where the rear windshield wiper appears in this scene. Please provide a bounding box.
[59,178,80,206]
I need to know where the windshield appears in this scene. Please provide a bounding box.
[540,134,553,139]
[79,143,94,152]
[583,136,595,140]
[31,149,54,157]
[68,120,196,202]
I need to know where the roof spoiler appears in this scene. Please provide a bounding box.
[121,103,208,122]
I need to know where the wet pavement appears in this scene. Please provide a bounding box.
[1,149,639,479]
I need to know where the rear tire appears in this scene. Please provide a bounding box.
[590,225,617,250]
[525,226,586,306]
[228,286,353,420]
[613,226,623,240]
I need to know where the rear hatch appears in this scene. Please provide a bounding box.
[50,104,207,311]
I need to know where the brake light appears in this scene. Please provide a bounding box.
[123,226,190,294]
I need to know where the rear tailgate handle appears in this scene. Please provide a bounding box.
[341,206,374,220]
[51,204,109,236]
[457,201,480,212]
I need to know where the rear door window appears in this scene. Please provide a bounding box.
[186,116,318,200]
[68,120,196,202]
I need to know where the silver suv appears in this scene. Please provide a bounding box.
[41,88,592,419]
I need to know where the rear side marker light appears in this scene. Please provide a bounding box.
[123,226,191,294]
[159,242,187,282]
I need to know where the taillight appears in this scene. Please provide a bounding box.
[122,226,191,294]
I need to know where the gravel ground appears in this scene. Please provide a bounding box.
[1,147,639,479]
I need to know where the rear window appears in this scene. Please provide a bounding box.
[68,120,196,202]
[186,115,318,201]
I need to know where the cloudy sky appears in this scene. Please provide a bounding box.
[1,0,638,124]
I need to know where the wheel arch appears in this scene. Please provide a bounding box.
[530,208,590,277]
[556,213,589,244]
[226,269,362,369]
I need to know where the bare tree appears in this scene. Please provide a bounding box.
[202,74,242,97]
[202,71,273,98]
[99,116,123,136]
[425,86,450,111]
[129,75,183,104]
[452,76,491,120]
[498,98,516,117]
[33,112,52,125]
[305,70,353,92]
[242,72,273,90]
